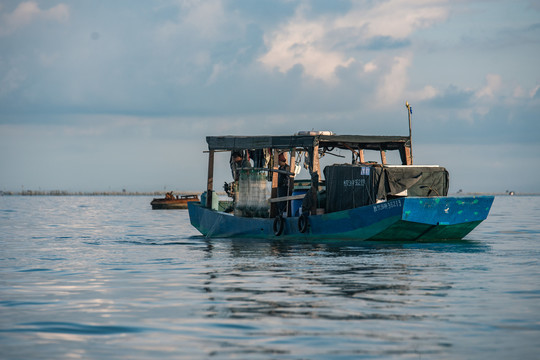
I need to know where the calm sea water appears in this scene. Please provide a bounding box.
[1,195,539,359]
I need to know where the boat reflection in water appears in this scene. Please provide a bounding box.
[197,237,489,323]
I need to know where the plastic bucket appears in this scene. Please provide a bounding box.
[200,191,219,210]
[291,189,308,217]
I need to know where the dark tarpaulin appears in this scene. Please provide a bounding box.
[323,164,449,213]
[324,164,382,213]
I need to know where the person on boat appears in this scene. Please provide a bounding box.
[277,152,290,215]
[230,151,251,180]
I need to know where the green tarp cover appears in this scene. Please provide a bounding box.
[381,166,449,197]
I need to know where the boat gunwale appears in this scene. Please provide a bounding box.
[188,195,494,240]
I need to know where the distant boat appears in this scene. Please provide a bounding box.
[151,194,199,210]
[188,105,494,240]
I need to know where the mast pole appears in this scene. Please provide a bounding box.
[406,101,413,164]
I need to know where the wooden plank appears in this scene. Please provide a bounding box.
[268,194,306,203]
[206,150,215,208]
[380,150,387,165]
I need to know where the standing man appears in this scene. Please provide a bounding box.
[277,152,290,215]
[230,151,251,180]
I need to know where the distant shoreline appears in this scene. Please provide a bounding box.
[0,190,204,196]
[1,190,538,197]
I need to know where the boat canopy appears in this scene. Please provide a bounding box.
[206,134,412,166]
[207,134,411,151]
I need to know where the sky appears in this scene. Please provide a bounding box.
[1,0,539,194]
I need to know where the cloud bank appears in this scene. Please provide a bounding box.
[0,0,539,192]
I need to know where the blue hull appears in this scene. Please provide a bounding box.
[188,196,494,241]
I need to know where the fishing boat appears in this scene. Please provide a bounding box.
[151,193,199,210]
[188,106,493,240]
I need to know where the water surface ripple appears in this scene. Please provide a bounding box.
[1,196,539,359]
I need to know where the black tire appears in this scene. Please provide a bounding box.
[298,212,309,233]
[273,215,285,236]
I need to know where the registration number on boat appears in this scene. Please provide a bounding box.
[343,178,366,187]
[373,199,402,212]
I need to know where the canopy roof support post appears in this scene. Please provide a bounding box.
[206,150,215,208]
[287,150,296,217]
[398,144,413,165]
[359,148,365,163]
[380,150,387,165]
[270,149,279,218]
[311,144,320,214]
[405,146,412,165]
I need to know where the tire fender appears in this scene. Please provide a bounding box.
[298,212,309,233]
[273,215,285,236]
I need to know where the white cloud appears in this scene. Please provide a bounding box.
[363,62,377,73]
[175,0,228,40]
[259,15,354,83]
[510,84,539,103]
[153,0,245,85]
[259,0,449,84]
[376,54,412,106]
[155,0,236,43]
[0,2,69,36]
[513,85,526,98]
[411,85,439,101]
[475,73,502,99]
[207,62,228,84]
[336,0,449,39]
[529,85,540,99]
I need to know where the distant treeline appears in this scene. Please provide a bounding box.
[1,190,202,196]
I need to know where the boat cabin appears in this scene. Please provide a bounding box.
[203,132,448,218]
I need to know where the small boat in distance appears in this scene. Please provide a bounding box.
[188,104,494,240]
[151,193,199,210]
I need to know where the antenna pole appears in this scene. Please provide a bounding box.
[406,101,413,164]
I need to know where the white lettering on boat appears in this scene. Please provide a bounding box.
[343,178,366,187]
[373,199,401,212]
